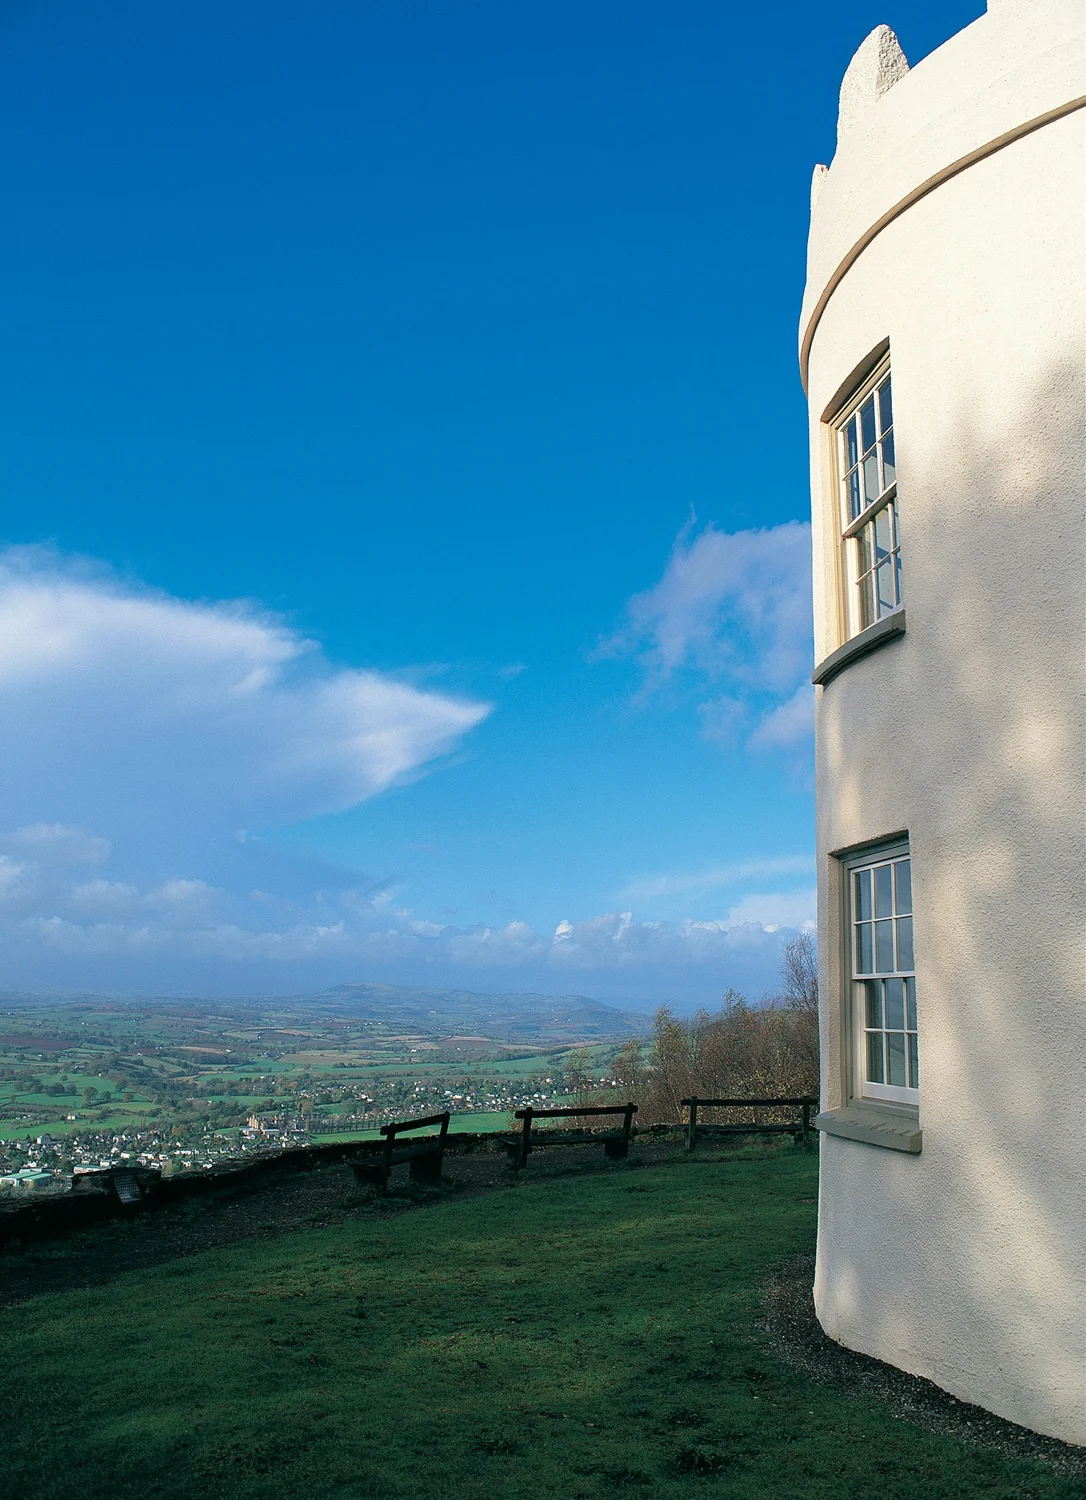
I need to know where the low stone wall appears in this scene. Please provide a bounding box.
[0,1133,510,1251]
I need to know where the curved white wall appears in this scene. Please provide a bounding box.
[802,1,1085,1445]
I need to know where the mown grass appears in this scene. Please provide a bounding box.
[0,1147,1074,1500]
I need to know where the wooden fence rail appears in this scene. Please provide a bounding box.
[679,1096,817,1152]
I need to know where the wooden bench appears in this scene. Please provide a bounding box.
[73,1164,162,1206]
[680,1097,816,1151]
[504,1103,637,1170]
[348,1112,450,1194]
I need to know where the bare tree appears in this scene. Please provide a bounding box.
[780,931,818,1014]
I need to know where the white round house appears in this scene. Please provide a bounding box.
[801,0,1084,1445]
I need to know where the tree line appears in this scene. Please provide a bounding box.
[568,933,818,1126]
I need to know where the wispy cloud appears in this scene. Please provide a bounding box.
[0,547,491,861]
[747,684,815,749]
[602,521,814,752]
[0,820,811,1004]
[619,854,814,902]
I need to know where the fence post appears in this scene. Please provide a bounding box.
[518,1107,533,1169]
[801,1098,811,1148]
[685,1098,698,1153]
[622,1102,635,1151]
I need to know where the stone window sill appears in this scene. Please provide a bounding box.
[812,608,906,687]
[814,1100,922,1154]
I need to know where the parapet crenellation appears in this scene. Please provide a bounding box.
[836,25,910,148]
[809,23,910,213]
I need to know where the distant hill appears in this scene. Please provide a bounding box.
[295,981,652,1042]
[0,981,655,1043]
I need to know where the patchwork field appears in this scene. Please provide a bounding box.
[1,1144,1076,1500]
[0,996,619,1172]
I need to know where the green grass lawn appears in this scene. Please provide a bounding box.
[0,1111,152,1141]
[0,1147,1074,1500]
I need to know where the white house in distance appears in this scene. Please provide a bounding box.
[800,0,1084,1446]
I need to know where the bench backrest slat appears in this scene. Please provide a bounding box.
[513,1104,638,1120]
[380,1112,451,1137]
[679,1097,815,1108]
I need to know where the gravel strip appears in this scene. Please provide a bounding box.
[762,1253,1086,1478]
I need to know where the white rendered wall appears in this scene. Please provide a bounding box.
[802,1,1085,1446]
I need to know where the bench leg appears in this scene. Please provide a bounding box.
[350,1161,388,1194]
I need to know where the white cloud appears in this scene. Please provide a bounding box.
[2,823,111,867]
[69,880,141,918]
[0,832,810,1003]
[603,521,813,752]
[0,548,491,859]
[0,546,812,1006]
[605,520,812,691]
[722,888,817,933]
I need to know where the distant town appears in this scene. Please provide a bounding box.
[0,989,633,1196]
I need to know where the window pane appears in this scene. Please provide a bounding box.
[894,551,903,608]
[848,469,862,521]
[863,450,881,504]
[875,560,897,616]
[894,859,911,914]
[860,396,877,453]
[908,1032,919,1088]
[856,921,873,973]
[881,428,896,488]
[865,979,882,1028]
[878,376,893,434]
[854,868,872,922]
[867,1030,885,1084]
[905,976,917,1029]
[846,417,859,469]
[875,919,894,972]
[855,525,873,576]
[873,506,893,561]
[858,571,875,630]
[887,1031,907,1087]
[884,978,905,1029]
[874,864,893,917]
[896,916,914,971]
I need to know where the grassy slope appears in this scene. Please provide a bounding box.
[1,1148,1073,1500]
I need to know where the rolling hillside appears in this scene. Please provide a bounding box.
[296,981,653,1041]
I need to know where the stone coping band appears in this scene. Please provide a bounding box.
[812,608,906,687]
[799,94,1086,391]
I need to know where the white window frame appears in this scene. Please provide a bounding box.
[842,838,918,1107]
[833,358,901,641]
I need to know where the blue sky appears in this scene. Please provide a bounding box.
[0,0,981,1009]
